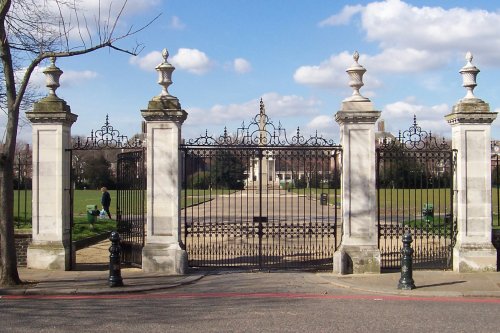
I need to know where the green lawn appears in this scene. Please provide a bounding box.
[13,188,221,227]
[71,216,116,242]
[13,187,500,233]
[492,188,500,228]
[378,188,452,213]
[13,189,32,224]
[404,216,455,237]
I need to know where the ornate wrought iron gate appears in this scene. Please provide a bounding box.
[116,149,146,267]
[181,101,341,270]
[69,115,145,268]
[376,116,456,270]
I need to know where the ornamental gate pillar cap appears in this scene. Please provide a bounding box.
[343,51,370,102]
[459,51,481,101]
[27,57,77,124]
[445,52,497,123]
[154,49,177,100]
[38,57,65,103]
[142,47,186,122]
[337,51,378,116]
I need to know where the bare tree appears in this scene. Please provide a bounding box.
[0,0,158,286]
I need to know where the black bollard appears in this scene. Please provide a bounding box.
[109,231,124,287]
[397,232,416,290]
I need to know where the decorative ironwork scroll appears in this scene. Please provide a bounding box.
[184,99,338,147]
[379,115,450,151]
[73,115,143,150]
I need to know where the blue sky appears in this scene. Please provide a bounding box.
[8,0,500,144]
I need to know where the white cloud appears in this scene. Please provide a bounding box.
[381,99,450,135]
[184,93,321,128]
[170,16,186,30]
[170,48,212,75]
[233,58,252,74]
[28,0,160,41]
[60,70,98,87]
[75,0,160,17]
[294,51,382,90]
[129,50,163,72]
[307,115,333,130]
[293,52,351,88]
[319,4,363,26]
[365,48,442,73]
[296,0,500,91]
[360,0,500,54]
[17,66,98,92]
[130,48,212,74]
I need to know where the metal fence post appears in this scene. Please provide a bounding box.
[398,232,416,290]
[109,231,124,287]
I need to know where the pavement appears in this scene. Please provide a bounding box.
[2,267,500,298]
[1,240,499,297]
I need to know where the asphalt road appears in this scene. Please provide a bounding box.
[1,271,499,332]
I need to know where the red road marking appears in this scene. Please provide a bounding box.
[1,292,500,303]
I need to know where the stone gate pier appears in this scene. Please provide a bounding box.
[333,52,381,274]
[446,52,498,272]
[140,49,188,274]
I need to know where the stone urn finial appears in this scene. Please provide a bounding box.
[344,51,369,102]
[460,51,480,100]
[43,57,63,98]
[156,48,175,98]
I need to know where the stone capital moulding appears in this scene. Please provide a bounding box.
[445,112,498,125]
[141,109,188,123]
[335,110,381,125]
[26,110,78,125]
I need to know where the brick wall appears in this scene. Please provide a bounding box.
[0,231,32,267]
[15,232,32,267]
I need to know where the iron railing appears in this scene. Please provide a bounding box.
[377,116,456,270]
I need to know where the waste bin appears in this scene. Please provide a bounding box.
[320,193,328,206]
[422,203,434,222]
[86,204,100,223]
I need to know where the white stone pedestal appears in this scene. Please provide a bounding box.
[446,100,498,272]
[334,101,381,274]
[141,97,188,274]
[26,97,77,270]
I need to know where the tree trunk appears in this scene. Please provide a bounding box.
[0,155,21,285]
[0,0,21,286]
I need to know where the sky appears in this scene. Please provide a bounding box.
[5,0,500,145]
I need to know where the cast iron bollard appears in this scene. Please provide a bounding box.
[109,231,124,287]
[397,232,416,290]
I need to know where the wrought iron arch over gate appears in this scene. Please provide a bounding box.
[376,116,457,270]
[180,100,342,270]
[69,115,145,268]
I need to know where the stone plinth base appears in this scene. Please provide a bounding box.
[27,242,70,270]
[453,243,497,272]
[142,243,187,274]
[333,245,381,274]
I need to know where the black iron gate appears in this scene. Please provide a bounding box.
[69,115,145,268]
[376,116,456,270]
[116,149,146,267]
[181,101,341,270]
